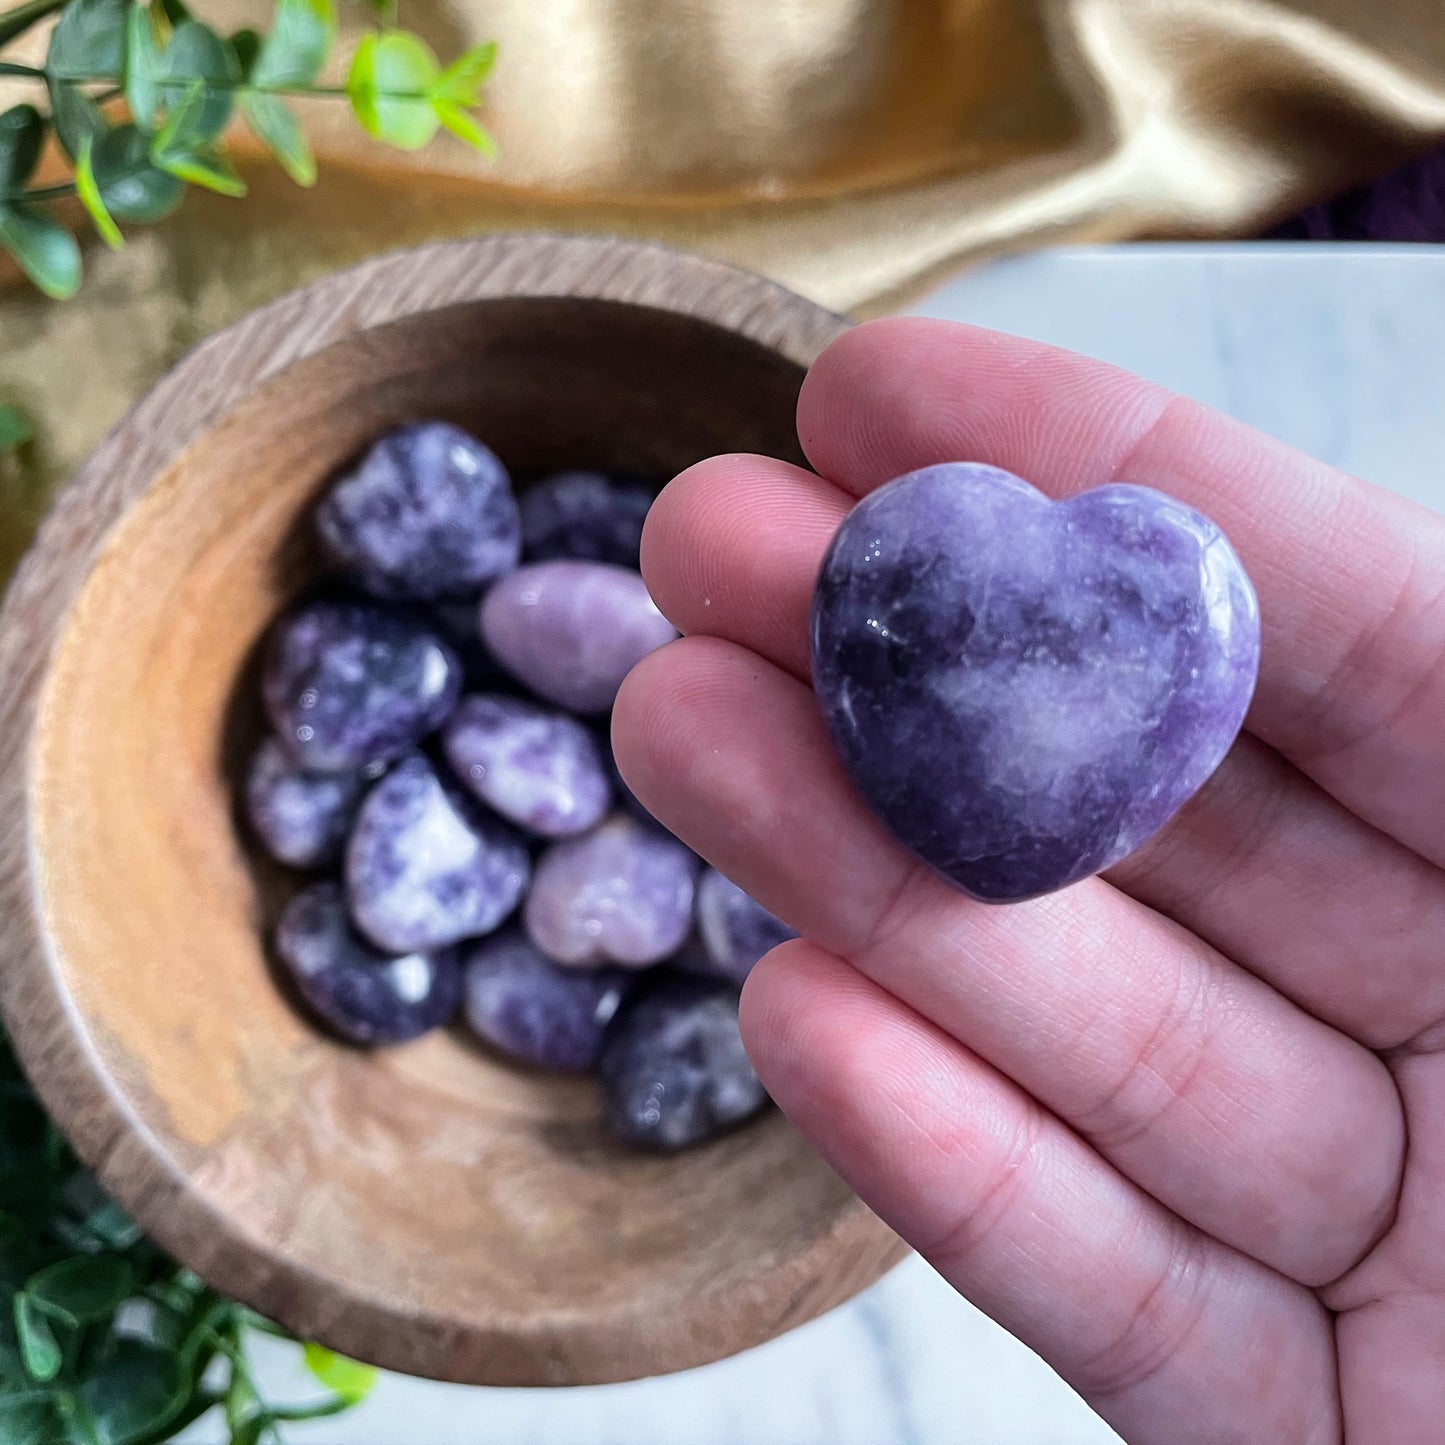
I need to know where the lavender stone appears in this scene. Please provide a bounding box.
[442,694,611,837]
[519,469,654,568]
[244,735,367,869]
[695,869,797,986]
[525,814,696,967]
[315,421,520,600]
[461,929,634,1071]
[598,977,768,1150]
[263,597,460,772]
[480,561,677,713]
[810,463,1260,903]
[274,882,461,1045]
[345,753,530,953]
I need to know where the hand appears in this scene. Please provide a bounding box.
[612,318,1445,1444]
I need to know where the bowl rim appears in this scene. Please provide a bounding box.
[0,233,907,1385]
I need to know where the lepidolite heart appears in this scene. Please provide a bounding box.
[810,463,1260,903]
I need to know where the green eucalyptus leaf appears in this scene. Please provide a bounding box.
[0,0,68,51]
[92,125,184,221]
[0,404,33,452]
[158,0,190,24]
[46,78,104,160]
[26,1254,134,1324]
[0,207,82,299]
[47,0,127,78]
[301,1343,377,1405]
[80,1341,181,1445]
[75,136,123,249]
[251,0,335,89]
[154,144,246,197]
[123,5,165,130]
[431,40,495,105]
[433,102,494,156]
[13,1294,62,1380]
[0,1389,66,1445]
[240,92,315,185]
[0,106,44,194]
[346,30,439,151]
[230,28,263,78]
[159,21,240,142]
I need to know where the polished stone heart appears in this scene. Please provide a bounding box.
[810,463,1260,903]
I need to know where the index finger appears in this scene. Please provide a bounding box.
[797,317,1445,869]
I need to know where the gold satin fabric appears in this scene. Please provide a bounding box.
[4,0,1445,568]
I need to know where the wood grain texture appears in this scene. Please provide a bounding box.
[0,235,907,1385]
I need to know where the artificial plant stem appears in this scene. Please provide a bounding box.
[0,68,440,102]
[3,182,78,202]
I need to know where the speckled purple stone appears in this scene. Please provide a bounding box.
[315,421,520,600]
[262,597,460,772]
[244,735,367,869]
[519,470,654,568]
[598,976,768,1150]
[479,561,677,713]
[273,882,462,1045]
[442,694,611,837]
[810,463,1260,903]
[695,869,797,986]
[345,753,530,953]
[524,814,696,967]
[461,929,635,1071]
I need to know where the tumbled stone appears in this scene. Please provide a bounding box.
[810,463,1260,903]
[695,869,796,986]
[525,814,696,967]
[479,561,677,713]
[442,693,611,837]
[274,882,461,1045]
[263,597,460,772]
[315,421,520,600]
[461,929,634,1071]
[598,976,768,1150]
[519,469,654,568]
[244,734,367,869]
[345,753,530,953]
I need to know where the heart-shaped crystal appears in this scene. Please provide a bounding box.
[810,463,1259,903]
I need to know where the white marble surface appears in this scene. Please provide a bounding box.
[188,241,1445,1443]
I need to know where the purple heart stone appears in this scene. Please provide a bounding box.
[479,561,677,713]
[345,753,531,952]
[694,868,797,986]
[441,693,611,838]
[244,734,367,869]
[461,928,635,1071]
[262,597,461,773]
[315,421,521,601]
[598,976,769,1150]
[810,463,1260,903]
[519,469,655,569]
[524,813,697,967]
[273,882,462,1046]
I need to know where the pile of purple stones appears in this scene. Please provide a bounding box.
[244,422,793,1151]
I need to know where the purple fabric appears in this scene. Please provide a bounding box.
[1267,145,1445,242]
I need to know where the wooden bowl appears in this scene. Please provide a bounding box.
[0,236,905,1385]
